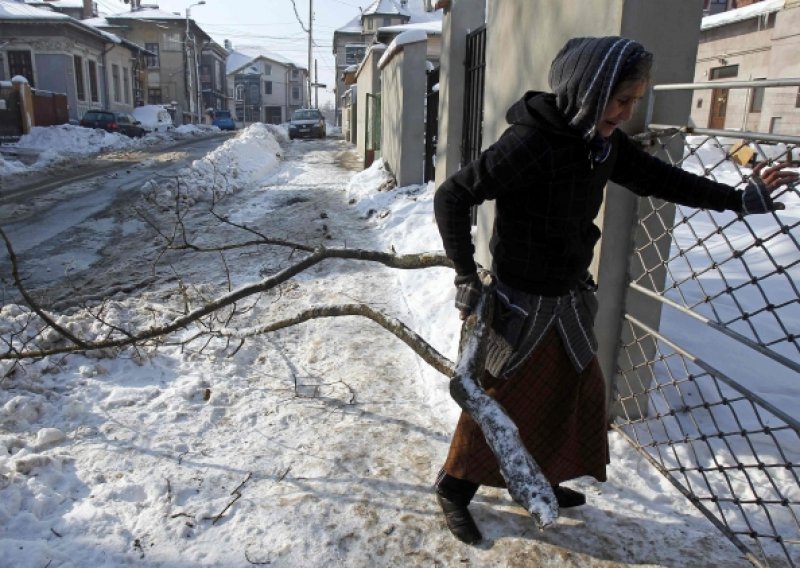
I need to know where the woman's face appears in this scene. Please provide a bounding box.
[596,80,648,138]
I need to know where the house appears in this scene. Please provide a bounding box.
[331,0,440,125]
[0,0,151,121]
[689,0,800,134]
[225,45,308,126]
[84,7,212,124]
[200,40,228,121]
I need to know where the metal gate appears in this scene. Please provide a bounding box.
[424,68,440,182]
[0,89,22,143]
[461,25,486,167]
[614,78,800,567]
[365,92,381,168]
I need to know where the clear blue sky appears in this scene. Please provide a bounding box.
[97,0,374,107]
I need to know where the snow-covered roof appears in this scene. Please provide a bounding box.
[701,0,784,30]
[378,20,441,35]
[102,7,187,21]
[335,15,361,34]
[0,0,71,19]
[378,29,427,69]
[362,0,409,17]
[226,48,305,76]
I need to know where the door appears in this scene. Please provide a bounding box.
[708,88,728,129]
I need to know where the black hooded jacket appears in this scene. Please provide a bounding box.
[434,91,743,296]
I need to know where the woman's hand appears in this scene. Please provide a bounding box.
[742,161,799,214]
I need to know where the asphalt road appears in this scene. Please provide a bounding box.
[0,133,234,306]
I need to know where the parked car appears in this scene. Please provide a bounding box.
[79,110,145,138]
[212,110,236,131]
[132,105,174,133]
[288,108,326,140]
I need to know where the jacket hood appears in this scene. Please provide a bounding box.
[548,36,648,143]
[506,91,578,138]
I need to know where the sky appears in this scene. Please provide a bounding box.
[0,123,797,566]
[95,0,377,108]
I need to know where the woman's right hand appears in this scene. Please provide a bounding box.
[454,273,482,320]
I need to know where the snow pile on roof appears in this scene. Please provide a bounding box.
[362,0,410,17]
[0,0,71,19]
[142,123,283,207]
[378,19,442,34]
[702,0,784,30]
[378,29,427,69]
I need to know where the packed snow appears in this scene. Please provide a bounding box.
[0,124,795,566]
[0,123,220,177]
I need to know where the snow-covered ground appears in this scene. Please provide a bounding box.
[0,124,793,566]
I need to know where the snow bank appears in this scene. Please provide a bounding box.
[142,123,283,206]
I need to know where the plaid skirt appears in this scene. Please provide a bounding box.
[442,327,609,487]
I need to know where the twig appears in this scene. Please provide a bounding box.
[206,472,253,525]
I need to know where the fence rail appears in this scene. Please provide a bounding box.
[615,78,800,567]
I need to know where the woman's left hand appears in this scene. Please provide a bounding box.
[742,161,799,214]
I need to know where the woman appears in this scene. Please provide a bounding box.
[433,36,797,544]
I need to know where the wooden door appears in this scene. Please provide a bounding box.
[709,88,728,129]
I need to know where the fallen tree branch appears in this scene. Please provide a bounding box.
[218,303,454,377]
[448,273,558,529]
[1,246,453,360]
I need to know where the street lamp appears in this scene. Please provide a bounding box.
[185,1,206,124]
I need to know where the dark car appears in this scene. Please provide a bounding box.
[79,110,146,138]
[212,110,236,131]
[288,108,326,140]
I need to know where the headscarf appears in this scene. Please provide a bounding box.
[548,36,647,149]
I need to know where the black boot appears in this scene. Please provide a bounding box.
[553,485,586,508]
[435,471,482,544]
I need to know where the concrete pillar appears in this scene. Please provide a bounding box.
[12,76,34,134]
[380,39,427,187]
[433,0,486,185]
[473,0,705,414]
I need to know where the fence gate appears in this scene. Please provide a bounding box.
[613,79,800,567]
[424,68,440,182]
[365,92,381,168]
[0,89,22,142]
[461,24,486,168]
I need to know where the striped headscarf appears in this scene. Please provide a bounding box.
[548,36,647,144]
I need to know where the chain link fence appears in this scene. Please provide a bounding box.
[612,79,800,567]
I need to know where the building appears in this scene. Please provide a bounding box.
[200,40,228,120]
[690,0,800,134]
[84,7,212,124]
[226,45,308,125]
[331,0,440,125]
[0,0,151,121]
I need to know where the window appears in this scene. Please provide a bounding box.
[795,88,800,108]
[74,55,85,101]
[709,64,738,80]
[345,45,366,65]
[112,64,121,103]
[292,86,300,100]
[88,60,99,102]
[164,33,182,51]
[383,17,391,26]
[264,64,272,75]
[292,69,299,79]
[147,88,162,104]
[264,80,272,95]
[696,98,703,109]
[705,0,729,14]
[124,68,131,104]
[235,84,245,101]
[749,79,765,113]
[8,51,34,86]
[145,43,160,68]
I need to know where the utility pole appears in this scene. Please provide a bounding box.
[307,0,312,108]
[314,60,318,109]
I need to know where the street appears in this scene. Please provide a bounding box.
[0,132,359,309]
